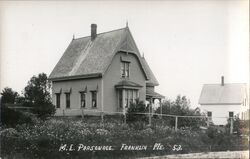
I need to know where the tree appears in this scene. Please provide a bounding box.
[226,116,249,136]
[156,95,206,129]
[24,73,55,119]
[0,87,19,104]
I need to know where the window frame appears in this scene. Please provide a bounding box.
[55,93,61,108]
[91,91,97,108]
[207,111,212,117]
[80,91,86,108]
[121,89,138,108]
[65,93,70,109]
[229,111,234,118]
[121,61,130,78]
[118,90,123,108]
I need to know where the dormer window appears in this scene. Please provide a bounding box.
[121,61,129,78]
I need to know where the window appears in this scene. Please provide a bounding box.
[119,90,123,108]
[91,91,97,108]
[80,92,86,108]
[121,62,129,78]
[56,93,60,108]
[123,89,138,108]
[65,93,70,109]
[125,90,129,108]
[207,111,212,117]
[229,112,234,118]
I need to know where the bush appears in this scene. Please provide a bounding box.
[155,96,207,129]
[32,101,56,120]
[0,106,37,127]
[226,117,249,136]
[126,100,148,123]
[0,118,248,159]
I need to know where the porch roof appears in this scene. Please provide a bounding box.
[115,80,143,89]
[146,89,165,99]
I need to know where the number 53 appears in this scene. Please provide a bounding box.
[172,145,182,151]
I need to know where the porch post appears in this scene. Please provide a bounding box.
[122,89,126,124]
[149,97,152,126]
[175,116,178,131]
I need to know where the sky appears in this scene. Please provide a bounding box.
[0,0,249,108]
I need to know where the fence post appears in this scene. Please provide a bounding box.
[230,117,233,134]
[175,116,178,131]
[207,117,210,127]
[124,113,126,124]
[63,109,65,117]
[101,111,104,123]
[149,103,152,126]
[81,108,84,120]
[160,99,162,119]
[123,107,127,124]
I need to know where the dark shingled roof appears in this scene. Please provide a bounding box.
[199,83,247,104]
[146,89,164,99]
[115,80,143,88]
[49,27,158,85]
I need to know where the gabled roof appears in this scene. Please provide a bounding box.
[49,27,152,81]
[141,57,159,86]
[199,83,247,105]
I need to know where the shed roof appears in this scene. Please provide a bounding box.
[199,83,247,105]
[49,27,156,83]
[146,89,164,99]
[115,80,143,89]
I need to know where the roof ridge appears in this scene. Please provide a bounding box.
[203,83,247,85]
[73,27,126,41]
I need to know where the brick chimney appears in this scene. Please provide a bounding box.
[91,24,97,41]
[221,76,224,86]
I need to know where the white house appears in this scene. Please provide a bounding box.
[199,76,248,125]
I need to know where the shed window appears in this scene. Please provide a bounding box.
[65,93,70,109]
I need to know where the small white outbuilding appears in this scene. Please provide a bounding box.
[199,76,248,125]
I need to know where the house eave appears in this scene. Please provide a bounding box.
[115,86,142,90]
[48,73,102,82]
[199,103,242,105]
[146,82,159,87]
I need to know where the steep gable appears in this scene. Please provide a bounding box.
[49,26,153,82]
